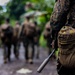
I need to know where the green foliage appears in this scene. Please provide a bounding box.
[39,34,47,47]
[2,0,55,29]
[0,14,4,25]
[6,0,55,20]
[0,6,3,10]
[10,19,16,27]
[6,0,25,20]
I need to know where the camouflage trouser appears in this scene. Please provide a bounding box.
[13,43,19,59]
[12,37,20,59]
[57,59,75,75]
[34,38,40,59]
[3,44,11,61]
[23,37,35,61]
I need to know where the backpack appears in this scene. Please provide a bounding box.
[13,25,20,38]
[58,26,75,68]
[1,25,13,43]
[26,22,36,37]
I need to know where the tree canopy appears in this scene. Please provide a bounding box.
[0,0,55,25]
[6,0,55,19]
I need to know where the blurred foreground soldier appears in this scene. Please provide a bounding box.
[43,21,53,56]
[21,16,36,64]
[50,0,75,75]
[0,18,13,63]
[12,21,21,59]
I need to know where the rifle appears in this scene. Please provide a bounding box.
[37,49,55,73]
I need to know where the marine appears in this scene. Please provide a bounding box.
[12,21,21,59]
[0,18,13,63]
[50,0,75,75]
[34,21,41,59]
[21,16,36,64]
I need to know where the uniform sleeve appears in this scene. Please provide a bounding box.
[50,0,71,39]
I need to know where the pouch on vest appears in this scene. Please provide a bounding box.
[58,26,75,68]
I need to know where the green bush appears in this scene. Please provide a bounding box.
[10,19,16,27]
[39,34,47,48]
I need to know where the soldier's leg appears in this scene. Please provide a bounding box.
[31,42,35,59]
[7,45,11,62]
[36,42,40,59]
[23,37,29,62]
[3,45,8,63]
[34,38,39,59]
[35,45,39,59]
[14,44,19,59]
[24,43,29,62]
[29,41,35,64]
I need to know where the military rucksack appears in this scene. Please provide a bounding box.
[1,24,13,43]
[13,25,20,38]
[25,22,36,37]
[58,26,75,68]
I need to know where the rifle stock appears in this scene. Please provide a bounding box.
[37,49,55,73]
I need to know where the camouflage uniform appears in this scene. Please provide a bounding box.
[50,0,75,75]
[21,19,36,64]
[34,22,41,59]
[12,21,21,59]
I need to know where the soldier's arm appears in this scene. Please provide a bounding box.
[50,0,71,39]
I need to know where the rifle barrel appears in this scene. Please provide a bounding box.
[37,49,55,73]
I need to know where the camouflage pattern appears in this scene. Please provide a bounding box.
[49,0,75,75]
[58,26,75,68]
[50,0,70,39]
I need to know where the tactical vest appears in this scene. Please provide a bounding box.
[58,26,75,68]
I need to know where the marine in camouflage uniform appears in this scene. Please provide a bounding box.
[50,0,75,75]
[43,21,53,55]
[12,21,21,59]
[0,18,13,63]
[21,16,36,64]
[34,22,41,59]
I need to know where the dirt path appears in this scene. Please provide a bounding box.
[0,43,58,75]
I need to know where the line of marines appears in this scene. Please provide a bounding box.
[0,16,54,65]
[0,17,41,64]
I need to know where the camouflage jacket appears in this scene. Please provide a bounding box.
[50,0,75,39]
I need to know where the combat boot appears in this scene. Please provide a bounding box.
[28,59,33,64]
[4,58,7,64]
